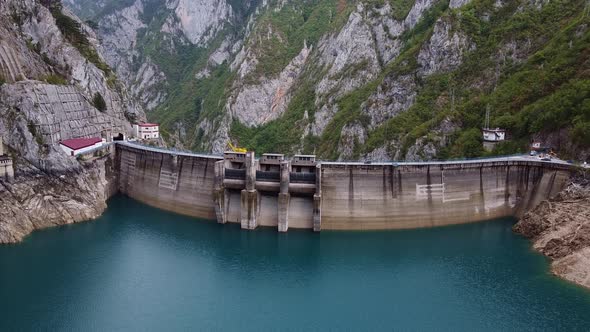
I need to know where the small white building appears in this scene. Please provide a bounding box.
[60,137,105,156]
[292,155,317,173]
[0,137,14,181]
[133,123,160,140]
[482,128,506,142]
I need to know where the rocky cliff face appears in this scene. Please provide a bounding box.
[0,156,117,244]
[514,173,590,289]
[67,0,590,162]
[0,0,145,243]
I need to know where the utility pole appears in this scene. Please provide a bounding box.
[484,104,491,130]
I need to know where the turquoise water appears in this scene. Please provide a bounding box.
[1,196,589,331]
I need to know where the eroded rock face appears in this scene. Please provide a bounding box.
[98,0,145,82]
[315,6,381,99]
[84,0,238,112]
[514,177,590,289]
[363,74,417,130]
[418,17,474,76]
[64,0,480,161]
[311,103,339,137]
[130,59,167,112]
[172,0,233,45]
[405,0,440,29]
[0,157,116,244]
[97,0,168,112]
[337,122,366,160]
[229,43,311,127]
[449,0,472,9]
[367,3,404,65]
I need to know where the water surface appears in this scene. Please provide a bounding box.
[1,195,589,331]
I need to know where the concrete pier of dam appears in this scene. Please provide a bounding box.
[115,142,575,232]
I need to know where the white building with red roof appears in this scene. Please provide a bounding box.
[59,137,105,156]
[133,123,160,140]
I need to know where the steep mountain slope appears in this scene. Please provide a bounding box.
[0,0,145,243]
[71,0,590,161]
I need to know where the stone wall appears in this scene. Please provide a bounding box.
[3,83,132,145]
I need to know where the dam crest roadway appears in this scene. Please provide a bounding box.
[113,141,576,232]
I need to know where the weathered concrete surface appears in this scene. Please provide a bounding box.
[319,162,571,230]
[117,144,220,220]
[116,143,574,231]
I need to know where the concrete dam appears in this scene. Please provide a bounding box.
[115,142,574,232]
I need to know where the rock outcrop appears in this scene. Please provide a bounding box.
[0,0,144,243]
[0,157,116,244]
[171,0,233,45]
[315,5,381,100]
[96,0,167,112]
[229,43,312,127]
[514,173,590,289]
[417,17,474,76]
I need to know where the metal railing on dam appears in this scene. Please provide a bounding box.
[116,141,577,170]
[114,141,578,233]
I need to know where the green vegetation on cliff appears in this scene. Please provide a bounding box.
[242,0,352,82]
[44,1,112,76]
[68,0,589,160]
[232,0,589,160]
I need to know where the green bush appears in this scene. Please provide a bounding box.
[572,119,590,146]
[92,92,107,112]
[27,121,44,146]
[450,128,484,158]
[41,74,68,85]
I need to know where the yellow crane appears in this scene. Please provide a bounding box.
[228,142,248,153]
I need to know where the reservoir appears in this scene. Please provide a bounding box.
[1,196,589,331]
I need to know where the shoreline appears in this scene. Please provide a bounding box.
[513,174,590,290]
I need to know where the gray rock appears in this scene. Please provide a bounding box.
[363,74,417,130]
[449,0,472,9]
[418,17,475,76]
[171,0,233,46]
[337,122,367,160]
[405,0,440,29]
[311,103,339,137]
[229,43,311,126]
[315,7,381,99]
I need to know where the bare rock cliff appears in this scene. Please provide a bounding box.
[0,157,116,244]
[0,0,144,243]
[514,173,590,289]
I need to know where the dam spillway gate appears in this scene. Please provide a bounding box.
[214,152,321,232]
